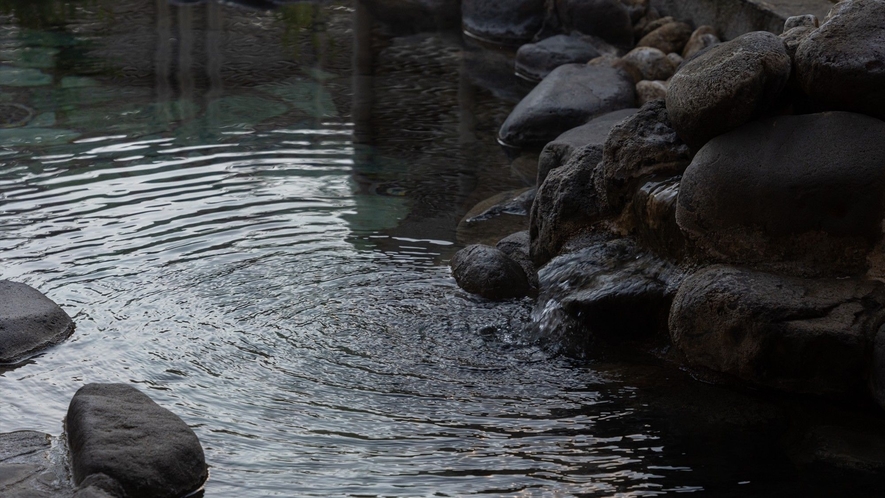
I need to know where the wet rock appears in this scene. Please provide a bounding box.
[360,0,461,32]
[450,244,531,299]
[515,34,614,81]
[681,25,719,59]
[666,31,791,150]
[555,0,634,49]
[66,383,208,498]
[456,188,535,246]
[530,145,606,267]
[496,230,539,293]
[538,236,683,342]
[588,53,643,83]
[536,107,638,185]
[676,112,885,277]
[0,431,74,496]
[795,0,885,120]
[498,63,636,148]
[670,265,885,398]
[598,100,691,212]
[74,474,126,498]
[622,47,678,81]
[635,80,668,105]
[462,0,546,45]
[0,280,74,364]
[637,21,693,55]
[631,176,686,259]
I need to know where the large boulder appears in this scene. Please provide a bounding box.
[498,63,636,148]
[670,265,885,398]
[0,280,74,364]
[66,384,208,498]
[530,145,606,266]
[677,112,885,277]
[536,107,637,185]
[555,0,634,49]
[795,0,885,120]
[515,34,614,81]
[598,100,692,212]
[462,0,546,45]
[450,244,531,299]
[666,31,792,149]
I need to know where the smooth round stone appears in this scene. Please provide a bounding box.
[0,280,74,363]
[515,34,607,81]
[450,244,531,299]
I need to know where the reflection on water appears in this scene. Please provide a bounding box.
[1,1,882,497]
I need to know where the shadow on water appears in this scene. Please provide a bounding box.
[1,0,885,497]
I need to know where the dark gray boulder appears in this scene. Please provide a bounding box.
[670,265,885,398]
[462,0,546,45]
[622,46,678,81]
[0,280,74,364]
[66,383,208,498]
[515,34,614,81]
[536,107,637,185]
[530,145,606,267]
[450,244,531,299]
[637,21,693,55]
[666,31,792,150]
[537,236,683,343]
[676,112,885,277]
[498,63,636,148]
[496,230,539,293]
[555,0,634,49]
[599,99,692,212]
[795,0,885,120]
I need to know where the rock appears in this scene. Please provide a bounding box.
[450,244,531,299]
[515,34,615,81]
[536,107,638,185]
[588,53,643,83]
[496,230,539,292]
[635,80,668,105]
[356,0,462,32]
[498,63,636,148]
[666,31,791,150]
[676,112,885,277]
[456,188,535,246]
[681,25,719,59]
[0,280,74,364]
[784,14,819,31]
[795,0,885,120]
[555,0,634,49]
[637,21,693,55]
[622,46,678,81]
[781,25,816,59]
[873,327,885,409]
[623,0,650,23]
[66,383,208,498]
[666,52,683,66]
[530,145,606,266]
[599,99,691,212]
[635,15,674,39]
[0,431,72,497]
[75,475,126,498]
[670,265,885,398]
[537,236,683,344]
[462,0,546,45]
[630,176,686,259]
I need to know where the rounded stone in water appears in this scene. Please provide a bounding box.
[0,103,35,128]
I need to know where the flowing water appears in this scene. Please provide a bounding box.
[1,1,881,497]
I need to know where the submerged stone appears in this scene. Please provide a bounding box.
[515,34,609,81]
[462,0,546,45]
[0,280,74,364]
[66,383,208,498]
[498,63,635,148]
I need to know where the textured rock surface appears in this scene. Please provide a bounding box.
[666,31,791,149]
[499,63,636,148]
[0,280,74,364]
[631,176,685,259]
[536,107,637,185]
[515,34,611,81]
[599,100,691,212]
[677,112,885,276]
[66,383,208,498]
[635,80,668,105]
[622,46,678,81]
[682,25,719,59]
[795,0,885,120]
[555,0,634,48]
[670,265,885,398]
[0,431,75,497]
[530,145,606,267]
[496,230,539,293]
[462,0,546,44]
[637,21,693,54]
[450,244,531,299]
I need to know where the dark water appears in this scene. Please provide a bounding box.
[1,1,882,497]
